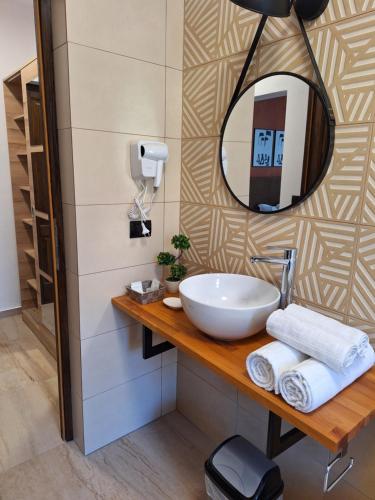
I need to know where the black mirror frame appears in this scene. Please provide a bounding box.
[219,71,335,215]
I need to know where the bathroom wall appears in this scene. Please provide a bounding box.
[0,0,36,313]
[178,2,375,497]
[52,0,184,454]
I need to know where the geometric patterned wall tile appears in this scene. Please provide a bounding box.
[293,298,346,322]
[310,0,375,28]
[361,131,375,225]
[262,15,300,45]
[349,227,375,322]
[310,13,375,125]
[184,259,210,277]
[259,35,313,78]
[180,203,211,266]
[216,0,260,60]
[207,207,248,273]
[181,139,218,205]
[184,0,260,67]
[294,220,357,313]
[184,0,221,68]
[245,214,300,286]
[295,125,371,223]
[347,317,375,346]
[182,52,257,138]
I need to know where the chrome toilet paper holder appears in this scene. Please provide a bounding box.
[323,446,354,493]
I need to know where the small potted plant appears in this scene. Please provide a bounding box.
[157,234,190,293]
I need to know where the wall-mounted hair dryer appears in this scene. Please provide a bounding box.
[131,141,169,188]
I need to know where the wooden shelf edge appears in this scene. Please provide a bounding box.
[35,210,49,221]
[24,248,36,259]
[39,269,53,283]
[19,185,31,192]
[22,218,33,227]
[27,278,38,291]
[14,114,25,122]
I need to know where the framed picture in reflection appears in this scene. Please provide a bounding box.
[252,129,274,167]
[274,131,285,167]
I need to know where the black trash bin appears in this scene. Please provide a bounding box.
[205,435,284,500]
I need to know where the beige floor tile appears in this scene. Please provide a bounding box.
[0,412,210,500]
[0,315,60,473]
[0,376,61,474]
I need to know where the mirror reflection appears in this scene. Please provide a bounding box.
[221,73,331,213]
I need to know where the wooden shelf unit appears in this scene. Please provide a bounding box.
[113,295,375,454]
[4,59,56,356]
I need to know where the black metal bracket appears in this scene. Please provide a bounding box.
[142,326,175,359]
[266,411,306,459]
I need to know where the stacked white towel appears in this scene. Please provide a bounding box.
[245,304,374,413]
[285,304,369,357]
[280,344,375,413]
[246,341,307,393]
[266,308,365,373]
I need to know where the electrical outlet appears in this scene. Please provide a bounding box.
[129,220,152,238]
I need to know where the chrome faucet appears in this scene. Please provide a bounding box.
[250,247,297,310]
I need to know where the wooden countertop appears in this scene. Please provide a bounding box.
[112,294,375,453]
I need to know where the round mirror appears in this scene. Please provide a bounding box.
[220,72,334,213]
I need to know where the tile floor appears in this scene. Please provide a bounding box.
[0,314,372,499]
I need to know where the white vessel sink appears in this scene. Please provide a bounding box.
[179,274,280,341]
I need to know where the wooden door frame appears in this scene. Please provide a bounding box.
[33,0,73,441]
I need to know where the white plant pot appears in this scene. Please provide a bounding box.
[165,279,181,293]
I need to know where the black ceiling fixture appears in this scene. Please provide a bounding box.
[230,0,329,20]
[230,0,292,17]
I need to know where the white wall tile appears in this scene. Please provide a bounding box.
[71,129,164,206]
[166,0,185,70]
[238,392,268,423]
[162,362,177,415]
[68,43,165,137]
[51,0,67,49]
[165,139,181,202]
[81,324,161,399]
[78,264,161,339]
[236,407,268,453]
[179,351,237,402]
[76,203,164,275]
[66,0,166,66]
[83,370,162,454]
[166,68,183,139]
[58,128,75,205]
[53,43,71,130]
[177,364,237,445]
[164,202,180,253]
[66,270,80,339]
[62,203,78,274]
[69,334,82,400]
[162,348,177,366]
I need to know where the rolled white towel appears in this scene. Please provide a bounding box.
[267,309,359,372]
[280,344,375,413]
[286,304,369,356]
[246,341,307,394]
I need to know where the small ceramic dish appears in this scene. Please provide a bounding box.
[163,297,183,310]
